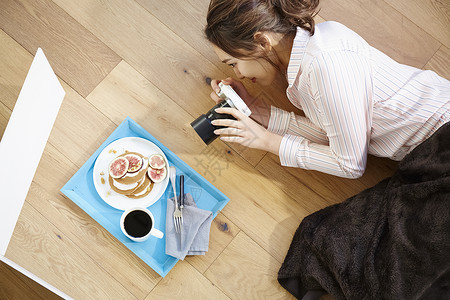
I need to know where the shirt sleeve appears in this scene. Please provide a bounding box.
[272,50,373,178]
[268,106,329,145]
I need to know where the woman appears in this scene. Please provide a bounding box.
[205,0,450,179]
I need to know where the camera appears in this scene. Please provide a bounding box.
[191,82,252,145]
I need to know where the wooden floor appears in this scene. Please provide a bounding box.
[0,0,448,298]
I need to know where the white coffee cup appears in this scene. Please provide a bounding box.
[120,207,164,242]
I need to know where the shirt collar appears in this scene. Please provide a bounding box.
[286,27,310,87]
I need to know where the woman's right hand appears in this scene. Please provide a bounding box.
[210,78,270,128]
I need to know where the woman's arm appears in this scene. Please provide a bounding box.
[268,106,329,145]
[277,50,373,178]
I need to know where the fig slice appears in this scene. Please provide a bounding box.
[125,153,143,173]
[109,157,129,179]
[149,154,166,169]
[148,166,167,183]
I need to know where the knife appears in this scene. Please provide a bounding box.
[179,175,184,210]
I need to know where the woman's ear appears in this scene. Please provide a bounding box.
[253,32,273,51]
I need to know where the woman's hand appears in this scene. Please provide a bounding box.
[210,78,270,128]
[210,78,252,104]
[211,107,282,154]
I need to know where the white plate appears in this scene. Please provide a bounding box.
[93,137,169,210]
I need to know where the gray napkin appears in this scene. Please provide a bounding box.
[165,193,213,260]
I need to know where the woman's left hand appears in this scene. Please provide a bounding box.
[211,107,282,154]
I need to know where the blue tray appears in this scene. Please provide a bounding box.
[61,117,229,277]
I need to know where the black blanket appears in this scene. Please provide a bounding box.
[278,122,450,300]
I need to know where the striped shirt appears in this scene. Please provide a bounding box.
[268,21,450,178]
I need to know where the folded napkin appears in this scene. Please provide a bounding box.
[165,193,213,260]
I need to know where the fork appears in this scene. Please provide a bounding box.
[169,166,182,233]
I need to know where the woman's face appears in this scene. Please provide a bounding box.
[213,46,278,86]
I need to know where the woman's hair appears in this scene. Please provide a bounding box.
[205,0,320,59]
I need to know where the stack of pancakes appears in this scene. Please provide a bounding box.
[108,152,153,199]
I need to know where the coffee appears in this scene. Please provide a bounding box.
[123,210,152,238]
[120,207,163,241]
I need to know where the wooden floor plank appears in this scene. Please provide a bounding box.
[5,200,135,299]
[0,29,33,111]
[0,259,61,300]
[318,0,442,68]
[146,260,229,300]
[0,101,11,140]
[47,80,118,168]
[256,154,334,212]
[424,45,450,80]
[0,0,121,98]
[384,0,450,48]
[185,213,240,274]
[205,231,295,299]
[135,0,220,74]
[257,153,398,209]
[52,0,223,117]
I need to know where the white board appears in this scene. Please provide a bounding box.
[0,48,65,255]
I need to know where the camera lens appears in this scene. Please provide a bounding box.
[190,100,235,144]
